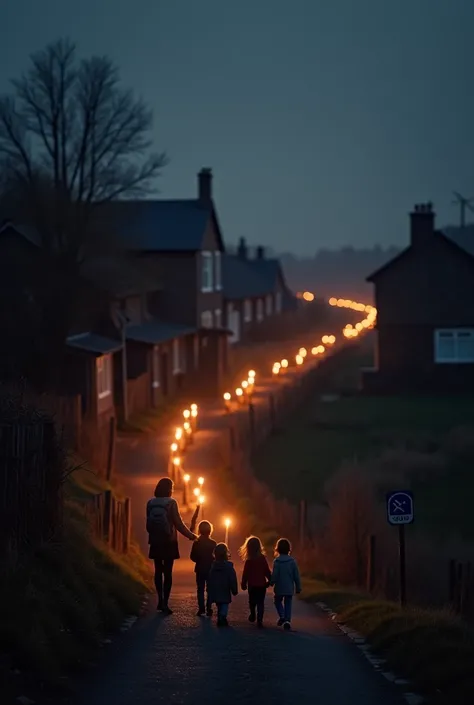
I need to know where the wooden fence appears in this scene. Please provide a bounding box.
[0,419,63,560]
[85,489,131,554]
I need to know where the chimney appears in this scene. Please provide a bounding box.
[237,237,248,260]
[256,246,265,259]
[198,167,212,204]
[410,202,435,247]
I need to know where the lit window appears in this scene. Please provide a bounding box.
[201,251,213,292]
[214,251,222,290]
[275,291,282,313]
[256,299,264,322]
[434,329,474,363]
[172,338,185,374]
[201,310,213,328]
[214,309,222,328]
[266,295,273,316]
[97,355,112,398]
[244,299,252,323]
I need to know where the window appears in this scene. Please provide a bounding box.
[172,338,184,375]
[97,355,112,398]
[214,309,222,328]
[201,310,213,328]
[266,294,273,316]
[227,303,240,344]
[256,299,264,322]
[244,299,252,323]
[434,329,474,363]
[201,251,213,292]
[152,346,160,388]
[214,251,222,290]
[275,291,282,313]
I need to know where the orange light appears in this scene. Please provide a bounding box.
[183,474,190,483]
[183,409,191,419]
[193,487,200,497]
[248,370,256,377]
[170,442,178,452]
[223,392,231,401]
[281,359,288,368]
[329,297,337,306]
[299,347,307,358]
[295,354,304,365]
[303,291,314,302]
[311,347,318,355]
[236,388,243,397]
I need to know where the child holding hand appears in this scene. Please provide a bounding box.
[239,535,271,627]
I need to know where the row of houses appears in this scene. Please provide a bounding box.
[365,202,474,394]
[0,168,296,440]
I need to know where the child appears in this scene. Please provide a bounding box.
[270,538,301,630]
[208,543,238,627]
[239,536,271,627]
[190,520,217,617]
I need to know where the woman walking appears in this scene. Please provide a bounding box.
[146,477,196,614]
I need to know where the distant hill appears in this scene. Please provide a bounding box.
[228,224,474,303]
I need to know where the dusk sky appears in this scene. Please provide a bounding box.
[1,1,473,255]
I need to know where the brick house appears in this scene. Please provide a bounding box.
[112,168,228,396]
[223,237,296,344]
[363,202,474,394]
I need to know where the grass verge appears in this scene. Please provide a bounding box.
[1,457,152,698]
[303,579,474,705]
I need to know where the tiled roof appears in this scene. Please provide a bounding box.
[66,333,122,355]
[82,255,161,297]
[223,254,287,300]
[111,200,211,252]
[125,319,196,345]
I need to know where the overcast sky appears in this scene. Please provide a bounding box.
[1,0,473,254]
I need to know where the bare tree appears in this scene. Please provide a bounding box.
[0,39,167,387]
[0,38,166,259]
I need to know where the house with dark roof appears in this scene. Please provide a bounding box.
[223,237,295,344]
[112,168,227,396]
[364,202,474,395]
[78,254,199,421]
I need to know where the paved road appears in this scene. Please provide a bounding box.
[83,365,405,705]
[73,547,404,705]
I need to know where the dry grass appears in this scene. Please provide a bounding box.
[0,453,152,697]
[303,579,474,705]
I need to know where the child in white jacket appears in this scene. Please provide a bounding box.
[270,538,301,630]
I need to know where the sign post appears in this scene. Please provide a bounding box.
[386,490,414,606]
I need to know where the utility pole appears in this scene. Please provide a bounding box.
[117,311,129,422]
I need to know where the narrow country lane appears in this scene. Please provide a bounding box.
[73,546,404,705]
[82,363,406,705]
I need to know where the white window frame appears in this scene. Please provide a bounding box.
[434,328,474,364]
[265,294,273,316]
[275,291,282,313]
[97,354,112,399]
[214,308,222,328]
[201,251,213,293]
[214,251,222,291]
[172,338,183,375]
[244,299,252,323]
[201,310,213,329]
[256,299,264,322]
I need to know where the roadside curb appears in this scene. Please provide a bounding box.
[314,602,425,705]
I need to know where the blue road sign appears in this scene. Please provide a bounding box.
[386,491,414,526]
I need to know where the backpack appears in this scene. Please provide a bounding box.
[147,499,173,541]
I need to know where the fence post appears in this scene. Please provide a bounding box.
[124,497,131,553]
[248,402,255,451]
[367,535,376,593]
[269,393,276,433]
[103,490,112,544]
[106,416,116,482]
